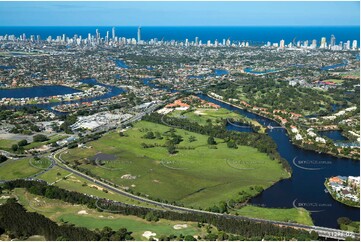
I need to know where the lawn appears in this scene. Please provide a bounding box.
[61,120,289,209]
[169,108,266,133]
[232,205,313,226]
[0,139,18,152]
[0,157,50,180]
[12,188,204,241]
[37,166,162,209]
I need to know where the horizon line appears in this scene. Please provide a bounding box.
[0,25,359,27]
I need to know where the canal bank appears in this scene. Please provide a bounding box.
[195,93,359,229]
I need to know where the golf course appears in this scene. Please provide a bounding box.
[61,120,289,209]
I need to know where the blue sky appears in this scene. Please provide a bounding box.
[0,1,359,26]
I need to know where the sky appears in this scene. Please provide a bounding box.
[0,1,359,26]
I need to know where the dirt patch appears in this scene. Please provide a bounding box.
[173,224,188,230]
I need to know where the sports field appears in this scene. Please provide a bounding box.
[61,120,289,209]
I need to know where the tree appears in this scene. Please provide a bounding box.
[143,131,155,139]
[188,136,197,143]
[0,155,7,163]
[167,142,177,154]
[184,234,197,241]
[227,140,238,149]
[18,139,28,147]
[337,217,352,226]
[11,144,18,152]
[33,134,48,142]
[207,136,216,145]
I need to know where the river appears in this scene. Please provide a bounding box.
[196,94,359,229]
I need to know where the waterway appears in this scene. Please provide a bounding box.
[1,79,126,114]
[195,94,359,229]
[0,85,80,98]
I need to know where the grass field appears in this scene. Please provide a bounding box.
[233,205,313,226]
[12,188,205,240]
[0,139,18,151]
[169,108,266,133]
[0,157,51,180]
[37,166,162,209]
[61,120,289,209]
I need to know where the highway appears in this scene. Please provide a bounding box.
[52,148,359,241]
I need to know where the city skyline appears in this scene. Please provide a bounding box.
[0,1,359,27]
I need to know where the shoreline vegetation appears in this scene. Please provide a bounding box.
[206,94,359,161]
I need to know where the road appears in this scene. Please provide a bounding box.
[52,148,359,241]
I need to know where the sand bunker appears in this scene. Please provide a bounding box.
[173,224,188,230]
[121,174,136,179]
[77,210,88,215]
[142,231,157,239]
[194,110,206,115]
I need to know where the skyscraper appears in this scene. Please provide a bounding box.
[112,27,116,40]
[330,34,336,47]
[280,39,285,48]
[137,26,141,43]
[320,37,327,48]
[352,40,358,50]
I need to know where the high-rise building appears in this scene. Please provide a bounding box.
[330,34,336,47]
[112,27,116,40]
[311,39,317,48]
[320,37,326,48]
[346,40,351,50]
[195,37,199,46]
[137,26,141,43]
[352,40,358,50]
[96,29,99,41]
[303,40,309,48]
[280,39,285,48]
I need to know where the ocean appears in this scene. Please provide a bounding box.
[0,26,359,45]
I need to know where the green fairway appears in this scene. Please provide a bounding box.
[232,205,313,226]
[0,157,50,180]
[13,188,204,241]
[169,108,266,133]
[37,166,162,209]
[61,120,289,209]
[0,139,18,152]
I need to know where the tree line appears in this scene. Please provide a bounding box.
[2,180,316,240]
